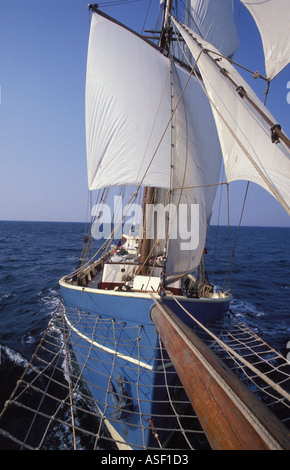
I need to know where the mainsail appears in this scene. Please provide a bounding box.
[172,16,290,215]
[241,0,290,80]
[86,11,223,276]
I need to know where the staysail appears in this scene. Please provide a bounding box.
[172,16,290,215]
[154,62,223,275]
[86,11,223,275]
[184,0,238,59]
[241,0,290,80]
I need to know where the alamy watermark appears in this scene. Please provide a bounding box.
[287,81,290,104]
[91,195,200,250]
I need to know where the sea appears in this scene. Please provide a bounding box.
[0,220,289,450]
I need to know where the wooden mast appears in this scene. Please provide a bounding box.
[139,186,155,274]
[139,0,173,276]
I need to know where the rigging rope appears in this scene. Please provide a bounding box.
[62,313,77,450]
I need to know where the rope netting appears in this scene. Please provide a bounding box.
[0,300,289,450]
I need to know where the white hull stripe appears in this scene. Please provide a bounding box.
[93,402,133,450]
[64,312,153,371]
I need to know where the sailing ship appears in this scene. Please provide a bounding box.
[59,0,290,450]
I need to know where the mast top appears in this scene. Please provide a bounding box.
[159,0,173,52]
[88,4,98,11]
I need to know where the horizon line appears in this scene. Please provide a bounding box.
[0,219,289,229]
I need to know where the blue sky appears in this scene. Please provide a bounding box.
[0,0,289,226]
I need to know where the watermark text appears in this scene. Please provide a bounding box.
[91,196,200,250]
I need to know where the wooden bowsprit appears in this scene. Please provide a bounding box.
[150,297,290,450]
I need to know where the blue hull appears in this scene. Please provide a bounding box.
[60,279,231,449]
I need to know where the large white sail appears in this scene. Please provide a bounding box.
[139,60,223,276]
[172,17,290,215]
[159,63,222,275]
[241,0,290,80]
[172,64,222,225]
[86,13,172,191]
[184,0,238,58]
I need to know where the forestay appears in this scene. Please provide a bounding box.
[172,17,290,215]
[241,0,290,80]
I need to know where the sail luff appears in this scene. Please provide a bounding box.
[172,16,290,215]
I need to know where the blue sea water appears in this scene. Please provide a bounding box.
[0,220,289,449]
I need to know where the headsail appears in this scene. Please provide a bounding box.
[172,17,290,215]
[241,0,290,80]
[184,0,238,58]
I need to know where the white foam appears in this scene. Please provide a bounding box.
[1,344,29,368]
[38,289,61,315]
[231,299,262,316]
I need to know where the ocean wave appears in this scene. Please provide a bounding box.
[38,288,61,314]
[1,344,30,369]
[66,255,79,262]
[230,298,263,317]
[0,292,15,302]
[20,332,36,346]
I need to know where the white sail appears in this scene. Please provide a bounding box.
[172,64,223,225]
[172,17,290,215]
[184,0,238,58]
[159,63,222,275]
[86,13,172,191]
[241,0,290,80]
[146,61,223,276]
